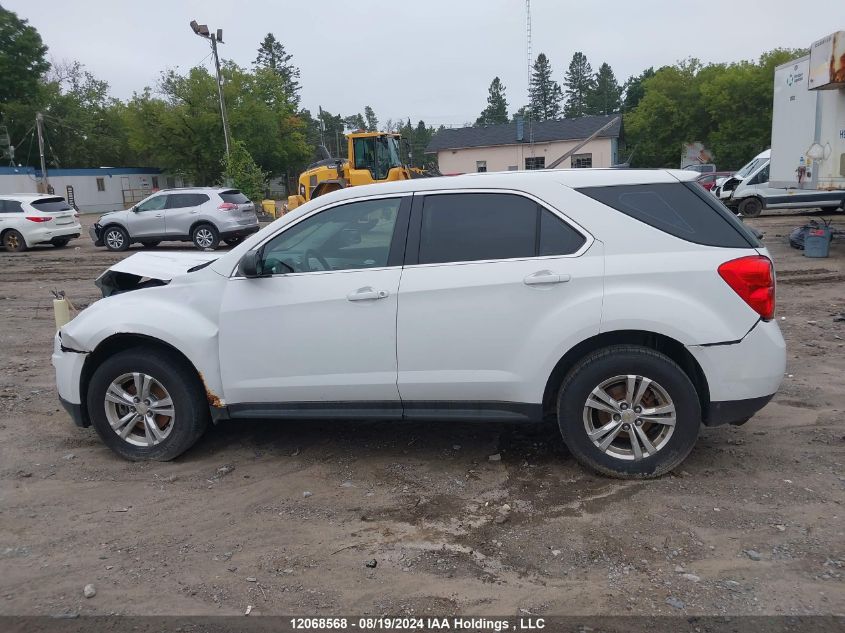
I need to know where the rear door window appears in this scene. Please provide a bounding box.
[577,182,759,248]
[0,199,24,213]
[167,193,209,208]
[220,190,250,204]
[415,193,586,265]
[418,193,536,265]
[31,197,72,213]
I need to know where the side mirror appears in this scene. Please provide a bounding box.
[237,250,263,278]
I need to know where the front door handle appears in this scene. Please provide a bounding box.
[524,270,571,286]
[154,214,163,218]
[347,287,389,301]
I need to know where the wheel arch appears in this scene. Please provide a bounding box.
[189,220,218,236]
[542,329,710,422]
[80,333,216,427]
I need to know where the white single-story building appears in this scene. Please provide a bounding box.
[426,115,623,174]
[0,166,186,214]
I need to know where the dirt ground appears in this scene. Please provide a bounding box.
[0,212,843,618]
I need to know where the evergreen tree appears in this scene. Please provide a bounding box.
[343,113,366,131]
[254,33,300,106]
[475,77,509,126]
[529,53,563,121]
[587,62,622,115]
[563,52,595,118]
[363,105,378,131]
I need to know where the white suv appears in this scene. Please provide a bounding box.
[53,169,785,478]
[0,194,81,252]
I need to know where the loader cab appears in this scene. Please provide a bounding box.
[348,133,404,184]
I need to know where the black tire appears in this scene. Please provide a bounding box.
[224,237,243,247]
[86,347,209,461]
[141,240,161,248]
[2,229,27,252]
[102,225,130,252]
[52,238,70,248]
[738,197,763,218]
[821,206,842,213]
[556,345,701,479]
[192,223,219,250]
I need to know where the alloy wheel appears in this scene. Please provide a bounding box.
[582,374,676,461]
[103,372,175,447]
[195,228,214,248]
[106,229,125,250]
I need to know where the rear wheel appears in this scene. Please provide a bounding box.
[2,229,27,252]
[141,240,161,248]
[556,345,701,479]
[52,238,70,248]
[192,223,219,250]
[86,347,209,461]
[103,225,130,251]
[738,197,763,218]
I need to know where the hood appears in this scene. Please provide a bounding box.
[95,251,220,297]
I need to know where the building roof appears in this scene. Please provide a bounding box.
[426,114,622,153]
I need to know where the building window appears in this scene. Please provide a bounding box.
[151,176,159,189]
[96,177,105,192]
[525,156,545,170]
[572,153,592,169]
[476,160,487,173]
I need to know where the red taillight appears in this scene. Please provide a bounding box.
[26,216,52,222]
[218,202,238,211]
[718,255,775,320]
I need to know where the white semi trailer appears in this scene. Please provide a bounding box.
[724,31,845,217]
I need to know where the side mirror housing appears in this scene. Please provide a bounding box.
[237,250,263,278]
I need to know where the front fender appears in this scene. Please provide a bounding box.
[61,274,226,401]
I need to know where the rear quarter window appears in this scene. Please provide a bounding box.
[0,199,24,213]
[577,182,759,248]
[220,190,250,204]
[31,197,72,213]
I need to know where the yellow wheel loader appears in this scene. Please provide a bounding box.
[286,132,436,212]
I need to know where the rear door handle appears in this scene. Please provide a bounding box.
[154,214,163,218]
[347,287,389,301]
[524,270,571,286]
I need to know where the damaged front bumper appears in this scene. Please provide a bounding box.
[51,332,90,427]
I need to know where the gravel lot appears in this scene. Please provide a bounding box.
[1,212,843,617]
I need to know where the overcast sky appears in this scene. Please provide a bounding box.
[7,0,845,126]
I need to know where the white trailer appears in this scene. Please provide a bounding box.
[727,32,845,216]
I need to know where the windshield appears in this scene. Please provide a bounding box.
[735,157,767,179]
[353,135,402,180]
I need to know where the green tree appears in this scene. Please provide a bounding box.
[529,53,563,121]
[221,139,267,200]
[622,67,655,111]
[563,52,595,118]
[0,6,49,105]
[587,62,622,115]
[475,77,509,126]
[363,105,378,131]
[343,112,366,131]
[254,33,300,106]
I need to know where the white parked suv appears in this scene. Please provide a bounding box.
[53,169,785,478]
[90,187,259,251]
[0,194,81,252]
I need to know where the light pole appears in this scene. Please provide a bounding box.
[190,20,231,159]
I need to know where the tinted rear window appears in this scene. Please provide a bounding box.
[220,190,250,204]
[0,199,24,213]
[417,193,586,265]
[168,193,209,208]
[577,182,759,248]
[31,197,72,212]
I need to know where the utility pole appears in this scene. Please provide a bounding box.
[36,112,49,193]
[190,21,231,160]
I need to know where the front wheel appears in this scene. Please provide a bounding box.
[557,345,701,479]
[103,225,130,251]
[738,197,763,218]
[192,224,219,250]
[86,348,209,461]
